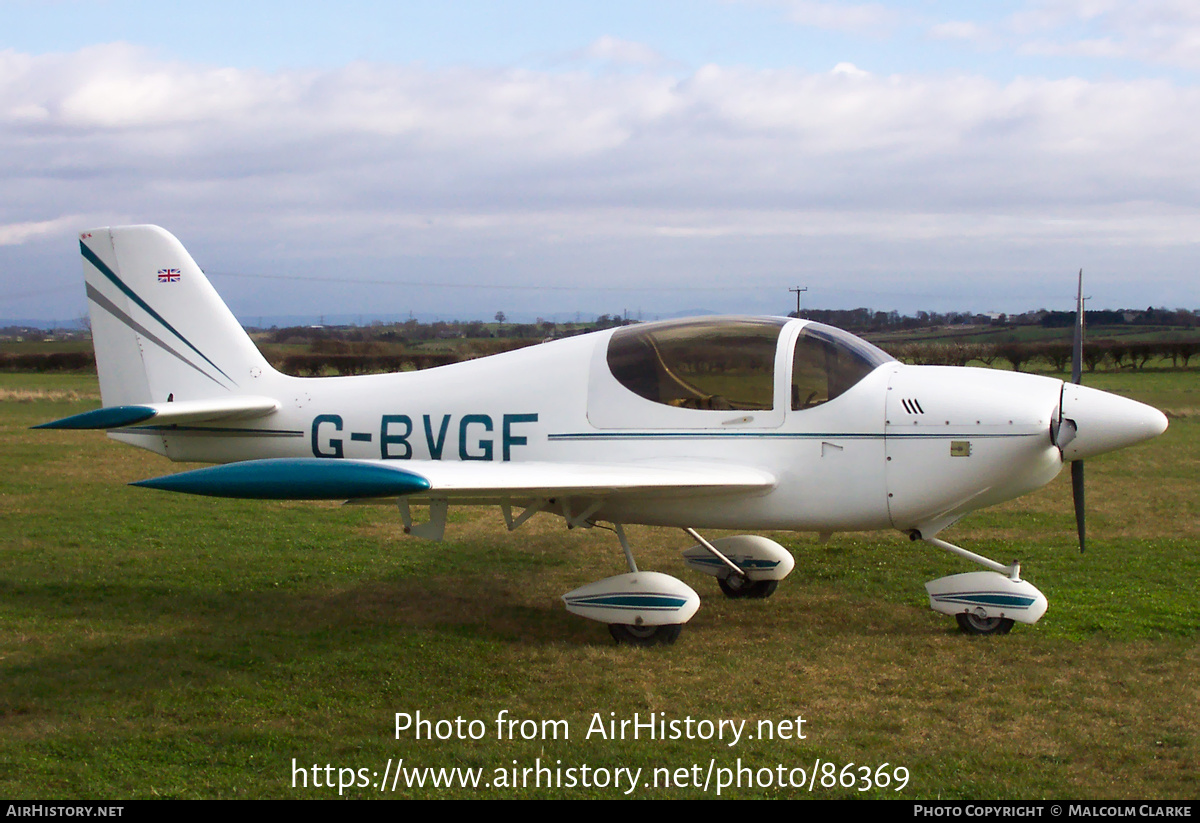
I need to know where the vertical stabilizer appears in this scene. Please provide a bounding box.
[81,226,275,407]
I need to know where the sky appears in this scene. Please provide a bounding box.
[3,0,1200,324]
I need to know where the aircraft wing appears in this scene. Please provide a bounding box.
[130,457,776,502]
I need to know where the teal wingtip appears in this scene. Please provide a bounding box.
[34,405,157,430]
[131,458,433,500]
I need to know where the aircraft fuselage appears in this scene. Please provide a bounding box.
[108,320,1107,537]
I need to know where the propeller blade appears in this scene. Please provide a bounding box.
[1071,268,1084,385]
[1072,459,1086,553]
[1070,269,1086,553]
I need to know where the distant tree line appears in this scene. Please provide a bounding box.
[881,339,1198,372]
[263,314,633,347]
[0,351,94,372]
[4,336,1197,376]
[795,306,1200,332]
[4,308,1198,375]
[1038,307,1199,329]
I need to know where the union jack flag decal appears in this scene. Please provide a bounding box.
[157,268,181,283]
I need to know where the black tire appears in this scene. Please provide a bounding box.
[955,613,1015,636]
[609,623,682,646]
[718,576,777,599]
[745,580,778,599]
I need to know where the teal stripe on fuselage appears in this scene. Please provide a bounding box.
[548,431,1041,441]
[128,425,304,437]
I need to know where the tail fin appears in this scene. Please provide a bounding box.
[80,226,275,406]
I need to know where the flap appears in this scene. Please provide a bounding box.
[400,459,776,498]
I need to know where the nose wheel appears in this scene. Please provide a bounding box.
[921,537,1048,634]
[955,613,1015,636]
[609,623,682,646]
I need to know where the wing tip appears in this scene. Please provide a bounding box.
[34,405,157,430]
[131,458,433,500]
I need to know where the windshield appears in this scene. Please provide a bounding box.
[791,322,894,410]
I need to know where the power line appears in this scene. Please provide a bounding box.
[1,284,79,302]
[206,270,751,293]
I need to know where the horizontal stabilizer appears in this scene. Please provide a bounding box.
[133,458,432,500]
[36,396,279,430]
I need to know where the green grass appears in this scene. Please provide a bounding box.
[0,372,1195,799]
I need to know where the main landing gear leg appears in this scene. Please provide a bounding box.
[616,523,638,573]
[611,524,673,646]
[608,524,687,646]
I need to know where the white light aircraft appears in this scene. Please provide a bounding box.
[40,226,1169,644]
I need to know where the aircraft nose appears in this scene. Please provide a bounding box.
[1058,383,1168,462]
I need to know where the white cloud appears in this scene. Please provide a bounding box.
[735,0,899,33]
[0,217,82,246]
[1009,0,1200,69]
[1018,36,1126,59]
[929,21,988,41]
[787,1,895,30]
[4,44,1197,215]
[2,43,1199,317]
[581,36,664,67]
[831,61,870,76]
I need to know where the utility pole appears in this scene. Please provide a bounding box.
[789,286,808,317]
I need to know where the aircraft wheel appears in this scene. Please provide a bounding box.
[745,580,778,599]
[718,576,777,599]
[955,613,1015,636]
[609,623,682,646]
[718,574,752,599]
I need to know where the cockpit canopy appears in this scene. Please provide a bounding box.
[607,318,783,411]
[605,317,893,414]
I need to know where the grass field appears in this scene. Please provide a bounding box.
[1,371,1196,799]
